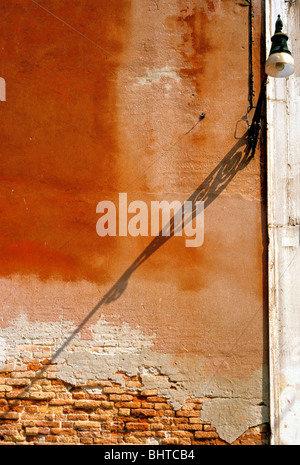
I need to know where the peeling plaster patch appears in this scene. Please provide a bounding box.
[57,353,269,443]
[54,315,157,385]
[137,66,181,87]
[83,386,105,395]
[279,384,300,445]
[0,314,76,362]
[0,336,6,369]
[0,314,268,443]
[200,397,269,444]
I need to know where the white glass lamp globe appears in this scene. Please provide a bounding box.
[265,52,295,78]
[265,15,295,78]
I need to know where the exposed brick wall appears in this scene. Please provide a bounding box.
[0,359,269,445]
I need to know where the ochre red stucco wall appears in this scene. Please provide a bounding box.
[0,0,268,444]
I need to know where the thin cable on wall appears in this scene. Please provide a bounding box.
[244,0,255,114]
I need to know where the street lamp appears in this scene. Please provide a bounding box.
[248,14,295,156]
[265,15,295,78]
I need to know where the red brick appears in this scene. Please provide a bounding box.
[51,428,77,436]
[141,390,158,396]
[67,413,89,421]
[74,400,102,409]
[195,431,219,439]
[61,421,73,428]
[146,397,167,402]
[161,438,179,445]
[157,410,174,417]
[73,421,101,429]
[131,408,156,417]
[0,412,19,420]
[178,423,203,431]
[38,427,50,435]
[94,438,118,445]
[103,387,127,395]
[109,394,133,402]
[141,401,154,408]
[49,399,74,406]
[115,401,141,409]
[154,402,171,410]
[80,437,93,444]
[25,427,38,436]
[37,421,60,428]
[118,408,131,416]
[172,431,193,438]
[44,436,59,443]
[101,401,115,409]
[176,409,200,417]
[149,422,165,430]
[24,406,38,413]
[125,422,149,431]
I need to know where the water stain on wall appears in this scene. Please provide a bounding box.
[0,0,132,283]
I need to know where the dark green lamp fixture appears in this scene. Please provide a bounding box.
[265,15,295,78]
[247,13,295,156]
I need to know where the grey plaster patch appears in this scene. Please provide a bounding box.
[200,397,269,444]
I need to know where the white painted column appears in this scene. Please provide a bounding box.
[266,0,300,445]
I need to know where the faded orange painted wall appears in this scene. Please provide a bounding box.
[0,0,267,429]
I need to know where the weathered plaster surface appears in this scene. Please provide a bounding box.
[267,0,300,445]
[0,0,268,444]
